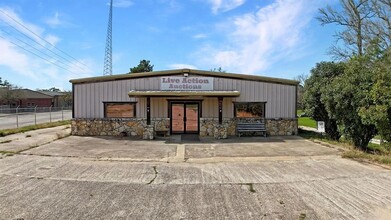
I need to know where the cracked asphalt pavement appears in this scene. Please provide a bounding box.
[0,127,391,219]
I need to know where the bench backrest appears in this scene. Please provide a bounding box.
[236,123,266,129]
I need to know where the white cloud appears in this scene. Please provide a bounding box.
[66,59,96,79]
[44,12,61,28]
[196,0,322,74]
[158,0,182,13]
[44,11,75,29]
[45,34,60,46]
[0,8,94,89]
[193,33,208,39]
[0,38,37,79]
[112,0,133,8]
[0,8,46,45]
[208,0,246,14]
[168,64,198,69]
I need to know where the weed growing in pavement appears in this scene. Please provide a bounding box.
[241,183,256,193]
[0,150,15,156]
[248,183,256,193]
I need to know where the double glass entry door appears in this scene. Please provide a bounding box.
[171,103,199,134]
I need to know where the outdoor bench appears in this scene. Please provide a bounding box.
[236,122,267,137]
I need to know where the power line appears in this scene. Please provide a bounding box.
[0,28,83,72]
[0,34,79,74]
[0,8,89,70]
[0,8,90,71]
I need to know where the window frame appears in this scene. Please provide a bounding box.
[233,102,266,118]
[103,101,137,118]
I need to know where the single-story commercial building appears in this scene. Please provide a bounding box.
[70,69,298,139]
[0,89,53,108]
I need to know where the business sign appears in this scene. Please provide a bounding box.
[161,77,213,91]
[317,121,325,133]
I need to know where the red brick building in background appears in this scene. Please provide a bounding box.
[0,89,53,108]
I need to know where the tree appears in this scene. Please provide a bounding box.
[0,78,23,106]
[359,47,391,146]
[0,77,11,87]
[60,90,73,107]
[129,60,154,73]
[368,0,391,50]
[303,62,344,140]
[293,73,308,110]
[323,55,377,149]
[210,67,226,73]
[316,0,391,150]
[37,87,61,92]
[39,87,61,92]
[318,0,373,59]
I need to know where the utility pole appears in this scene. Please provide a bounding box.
[103,0,113,76]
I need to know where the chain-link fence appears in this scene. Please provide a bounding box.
[0,106,72,130]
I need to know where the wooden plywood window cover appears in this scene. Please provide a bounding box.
[234,102,265,118]
[104,102,136,118]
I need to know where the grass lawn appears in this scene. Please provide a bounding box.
[297,110,383,140]
[297,110,317,128]
[0,120,70,137]
[298,117,317,128]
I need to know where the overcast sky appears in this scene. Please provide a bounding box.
[0,0,338,90]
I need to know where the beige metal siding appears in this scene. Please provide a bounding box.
[151,98,167,118]
[223,98,234,118]
[202,98,217,118]
[212,78,296,118]
[74,74,296,119]
[74,80,142,118]
[201,97,233,118]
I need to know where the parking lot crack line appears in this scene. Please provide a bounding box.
[147,166,158,185]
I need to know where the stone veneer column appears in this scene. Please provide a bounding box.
[200,118,236,138]
[214,124,228,139]
[152,118,170,136]
[143,125,154,140]
[265,118,298,136]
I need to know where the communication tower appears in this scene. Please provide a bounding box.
[103,0,113,75]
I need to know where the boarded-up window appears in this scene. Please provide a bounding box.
[104,102,136,118]
[234,102,265,118]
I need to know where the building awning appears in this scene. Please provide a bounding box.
[128,90,240,97]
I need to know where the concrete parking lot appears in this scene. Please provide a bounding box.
[0,128,390,219]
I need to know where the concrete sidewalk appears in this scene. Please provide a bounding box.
[22,135,340,163]
[0,125,71,155]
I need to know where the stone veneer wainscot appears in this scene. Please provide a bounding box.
[71,118,297,139]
